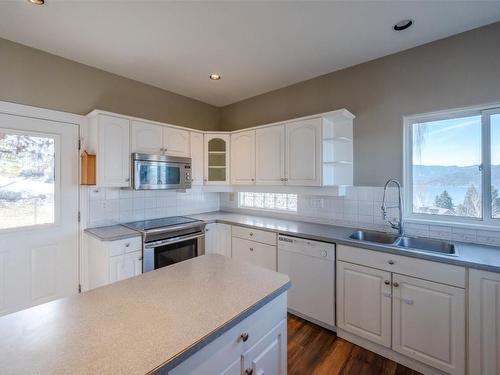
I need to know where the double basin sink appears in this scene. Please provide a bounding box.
[349,230,458,256]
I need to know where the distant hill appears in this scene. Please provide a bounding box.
[413,165,500,186]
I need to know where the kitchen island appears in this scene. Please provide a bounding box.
[0,255,290,374]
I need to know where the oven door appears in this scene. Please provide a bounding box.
[134,160,186,190]
[143,233,205,272]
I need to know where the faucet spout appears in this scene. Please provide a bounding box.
[381,179,404,236]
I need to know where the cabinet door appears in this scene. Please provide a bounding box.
[243,319,286,375]
[392,273,465,375]
[255,125,285,185]
[336,261,392,347]
[130,120,163,154]
[190,132,204,185]
[204,223,217,254]
[231,130,255,185]
[285,118,321,186]
[216,223,232,257]
[163,127,190,157]
[125,250,142,277]
[205,134,230,185]
[98,115,130,187]
[232,237,276,271]
[469,269,500,375]
[108,255,124,283]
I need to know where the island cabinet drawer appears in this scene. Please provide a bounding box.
[337,244,466,288]
[232,225,277,245]
[108,237,142,256]
[232,237,277,271]
[169,292,287,375]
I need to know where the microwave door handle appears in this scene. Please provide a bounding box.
[145,232,205,248]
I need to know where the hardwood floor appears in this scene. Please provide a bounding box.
[287,314,422,375]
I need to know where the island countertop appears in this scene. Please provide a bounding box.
[0,255,290,375]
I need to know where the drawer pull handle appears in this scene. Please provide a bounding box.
[384,280,390,285]
[249,232,254,236]
[388,260,395,265]
[240,332,249,342]
[245,369,253,375]
[249,247,254,251]
[125,243,130,247]
[393,282,399,287]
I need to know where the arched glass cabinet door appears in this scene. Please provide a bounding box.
[205,134,229,184]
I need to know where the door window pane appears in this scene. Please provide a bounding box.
[491,114,500,218]
[0,131,55,229]
[412,115,482,218]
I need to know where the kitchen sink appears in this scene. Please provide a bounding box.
[349,230,399,244]
[349,230,458,256]
[393,236,457,255]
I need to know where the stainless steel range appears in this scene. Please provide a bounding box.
[123,216,206,273]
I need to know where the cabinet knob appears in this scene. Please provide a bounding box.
[249,232,254,236]
[125,178,130,182]
[280,178,284,181]
[249,247,254,251]
[393,282,399,287]
[240,332,249,342]
[321,250,327,257]
[138,256,143,261]
[384,280,390,285]
[388,260,395,265]
[125,243,130,247]
[285,178,288,181]
[245,369,253,375]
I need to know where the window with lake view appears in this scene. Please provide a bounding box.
[407,106,500,225]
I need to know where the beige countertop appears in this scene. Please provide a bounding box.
[0,255,290,375]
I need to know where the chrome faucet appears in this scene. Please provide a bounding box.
[381,179,404,236]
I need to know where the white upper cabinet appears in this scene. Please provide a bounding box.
[231,130,255,185]
[255,125,286,185]
[131,120,189,157]
[285,118,322,186]
[163,127,190,157]
[88,114,131,187]
[190,132,204,185]
[130,120,163,154]
[205,133,230,185]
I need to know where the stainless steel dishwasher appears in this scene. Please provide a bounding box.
[278,235,335,330]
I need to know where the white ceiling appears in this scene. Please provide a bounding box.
[1,1,500,107]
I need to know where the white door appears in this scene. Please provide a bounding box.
[98,115,130,187]
[285,118,321,186]
[232,237,276,271]
[336,261,392,347]
[255,125,285,185]
[163,127,190,157]
[469,269,500,375]
[231,130,255,185]
[130,120,163,154]
[392,273,465,375]
[243,320,286,375]
[0,113,79,316]
[190,132,204,185]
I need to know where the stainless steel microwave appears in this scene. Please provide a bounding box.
[132,153,192,190]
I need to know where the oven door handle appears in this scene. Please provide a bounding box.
[144,232,205,249]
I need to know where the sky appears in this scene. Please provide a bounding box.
[413,113,500,166]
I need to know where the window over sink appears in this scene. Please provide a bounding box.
[238,192,297,212]
[404,105,500,226]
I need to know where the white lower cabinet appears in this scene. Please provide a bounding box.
[469,269,500,375]
[169,292,287,375]
[85,234,143,289]
[336,261,392,348]
[336,245,466,375]
[205,223,232,257]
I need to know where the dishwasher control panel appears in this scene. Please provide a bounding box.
[278,235,335,261]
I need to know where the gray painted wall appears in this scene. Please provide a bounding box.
[220,22,500,186]
[0,38,219,131]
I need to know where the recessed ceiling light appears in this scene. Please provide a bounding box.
[393,19,413,31]
[28,0,45,4]
[209,73,221,81]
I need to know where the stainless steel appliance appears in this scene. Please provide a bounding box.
[123,216,205,272]
[132,153,192,190]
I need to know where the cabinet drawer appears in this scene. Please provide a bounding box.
[232,237,277,271]
[337,244,466,288]
[108,237,142,257]
[232,225,277,245]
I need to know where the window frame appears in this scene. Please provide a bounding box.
[403,104,500,229]
[237,192,298,214]
[0,127,60,233]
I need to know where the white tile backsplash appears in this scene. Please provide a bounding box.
[219,186,500,246]
[86,187,220,228]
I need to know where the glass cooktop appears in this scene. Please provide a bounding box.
[124,216,200,231]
